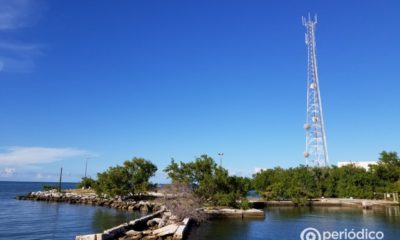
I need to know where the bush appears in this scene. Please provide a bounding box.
[291,196,308,206]
[77,177,96,189]
[94,157,157,197]
[252,150,400,201]
[164,155,251,208]
[239,197,250,210]
[43,185,59,191]
[212,192,238,208]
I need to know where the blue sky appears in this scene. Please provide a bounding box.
[0,0,399,183]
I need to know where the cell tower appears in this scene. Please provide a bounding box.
[302,14,329,167]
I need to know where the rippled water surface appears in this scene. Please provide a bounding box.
[0,181,143,240]
[189,206,400,240]
[2,181,400,240]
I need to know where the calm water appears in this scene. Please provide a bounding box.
[0,181,143,240]
[2,181,400,240]
[189,207,400,240]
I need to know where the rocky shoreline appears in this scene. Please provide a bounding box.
[17,190,160,213]
[17,190,191,240]
[76,206,193,240]
[17,190,265,240]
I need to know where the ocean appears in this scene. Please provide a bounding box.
[1,181,400,240]
[0,181,142,240]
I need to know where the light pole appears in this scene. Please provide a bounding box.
[84,157,91,178]
[218,153,224,167]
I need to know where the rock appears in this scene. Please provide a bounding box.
[147,218,162,227]
[140,204,149,212]
[163,212,172,217]
[122,230,142,240]
[75,234,96,240]
[125,230,142,237]
[158,219,166,228]
[95,233,112,240]
[128,219,137,226]
[243,209,265,218]
[173,218,191,240]
[130,236,142,240]
[152,224,179,237]
[362,201,372,209]
[142,235,157,240]
[119,235,141,240]
[204,208,265,218]
[103,223,128,236]
[142,230,152,235]
[153,205,162,211]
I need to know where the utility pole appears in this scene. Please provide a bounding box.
[58,167,63,192]
[302,14,329,167]
[84,157,90,178]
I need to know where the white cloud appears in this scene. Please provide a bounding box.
[0,146,88,165]
[0,41,44,73]
[0,0,43,30]
[0,0,46,72]
[0,55,35,72]
[1,167,16,177]
[35,172,43,179]
[0,42,42,53]
[35,172,56,180]
[254,167,266,173]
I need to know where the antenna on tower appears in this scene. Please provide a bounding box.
[302,14,329,167]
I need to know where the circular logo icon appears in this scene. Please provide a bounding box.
[300,227,321,240]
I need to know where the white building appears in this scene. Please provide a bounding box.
[337,161,377,170]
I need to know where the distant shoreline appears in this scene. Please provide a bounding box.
[0,180,78,184]
[249,198,399,208]
[17,188,399,209]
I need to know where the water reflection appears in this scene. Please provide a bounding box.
[190,218,264,240]
[385,206,400,217]
[188,206,400,240]
[91,208,143,232]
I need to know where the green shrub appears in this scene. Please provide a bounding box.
[94,157,157,197]
[164,155,252,209]
[240,198,250,210]
[77,177,96,189]
[43,185,59,191]
[212,192,238,208]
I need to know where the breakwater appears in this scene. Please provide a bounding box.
[76,206,193,240]
[17,190,160,213]
[17,190,191,240]
[17,190,264,240]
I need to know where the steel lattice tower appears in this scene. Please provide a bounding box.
[302,15,329,167]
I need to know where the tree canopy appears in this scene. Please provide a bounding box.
[76,150,399,206]
[253,151,400,203]
[94,157,157,197]
[164,155,252,208]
